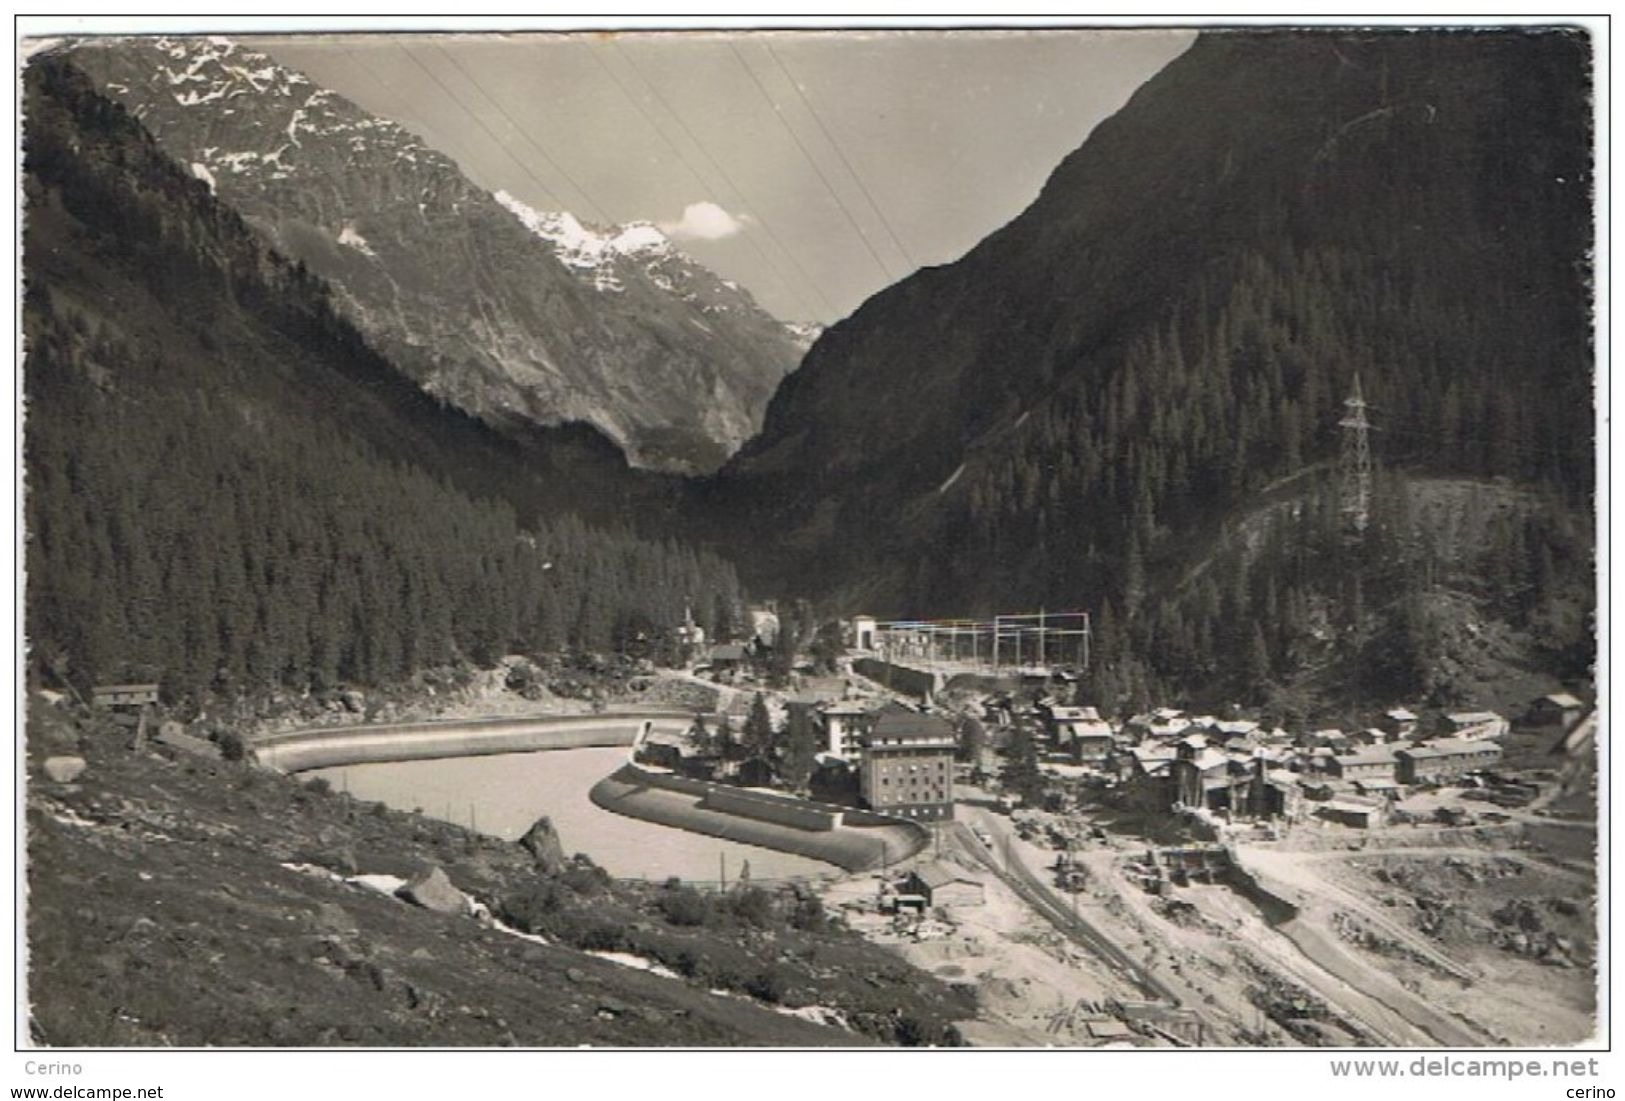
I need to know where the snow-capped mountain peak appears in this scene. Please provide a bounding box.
[494,190,674,291]
[69,35,811,473]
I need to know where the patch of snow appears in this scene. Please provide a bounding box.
[937,462,966,495]
[493,189,668,293]
[286,108,306,147]
[280,861,344,882]
[779,1004,851,1030]
[610,222,671,256]
[190,162,217,193]
[174,86,226,107]
[588,950,682,979]
[349,873,408,896]
[337,224,377,258]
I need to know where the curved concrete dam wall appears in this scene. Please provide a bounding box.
[253,711,695,773]
[589,764,930,873]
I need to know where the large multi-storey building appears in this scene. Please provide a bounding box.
[859,703,957,821]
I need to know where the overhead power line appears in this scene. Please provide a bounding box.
[727,40,897,284]
[585,45,820,321]
[341,45,571,210]
[763,42,918,271]
[612,40,841,319]
[429,42,613,224]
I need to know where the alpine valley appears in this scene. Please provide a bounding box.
[71,35,813,474]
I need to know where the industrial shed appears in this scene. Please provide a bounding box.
[904,862,986,908]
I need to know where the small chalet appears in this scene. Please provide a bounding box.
[1379,708,1419,739]
[1316,795,1387,829]
[1049,706,1114,761]
[1526,693,1585,731]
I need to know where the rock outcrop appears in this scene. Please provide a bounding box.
[518,816,567,875]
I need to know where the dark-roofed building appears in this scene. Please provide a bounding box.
[1396,739,1503,784]
[903,862,985,908]
[1316,795,1387,829]
[1526,692,1586,731]
[1379,708,1419,739]
[1327,747,1397,783]
[859,703,957,820]
[1049,705,1114,761]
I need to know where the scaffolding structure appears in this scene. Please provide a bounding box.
[863,610,1091,675]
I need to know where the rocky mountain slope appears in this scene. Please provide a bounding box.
[27,695,968,1046]
[708,28,1593,706]
[70,35,808,473]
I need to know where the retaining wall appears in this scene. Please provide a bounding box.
[590,763,930,872]
[851,658,943,700]
[252,711,695,773]
[700,786,844,831]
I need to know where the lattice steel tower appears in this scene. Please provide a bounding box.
[1339,372,1373,534]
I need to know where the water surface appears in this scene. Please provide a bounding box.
[312,747,835,883]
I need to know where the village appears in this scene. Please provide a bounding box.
[631,607,1598,1047]
[52,606,1598,1048]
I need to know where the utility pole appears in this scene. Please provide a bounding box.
[1340,372,1373,535]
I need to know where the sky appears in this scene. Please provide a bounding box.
[258,30,1193,323]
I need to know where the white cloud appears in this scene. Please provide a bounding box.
[658,201,749,241]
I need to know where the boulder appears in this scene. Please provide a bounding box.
[42,756,86,784]
[518,816,567,875]
[339,690,366,714]
[397,865,465,915]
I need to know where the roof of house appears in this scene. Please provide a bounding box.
[867,702,955,743]
[1323,797,1383,815]
[1333,748,1398,768]
[92,683,159,694]
[909,862,982,890]
[1446,710,1505,725]
[1400,738,1502,760]
[1051,706,1103,722]
[821,700,873,716]
[1540,692,1585,709]
[1385,708,1418,722]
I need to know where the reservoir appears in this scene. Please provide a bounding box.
[310,746,838,883]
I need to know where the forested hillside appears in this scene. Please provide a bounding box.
[712,30,1594,709]
[23,57,743,703]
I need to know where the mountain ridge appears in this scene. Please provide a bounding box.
[68,34,810,473]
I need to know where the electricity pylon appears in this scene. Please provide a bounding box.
[1339,372,1373,535]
